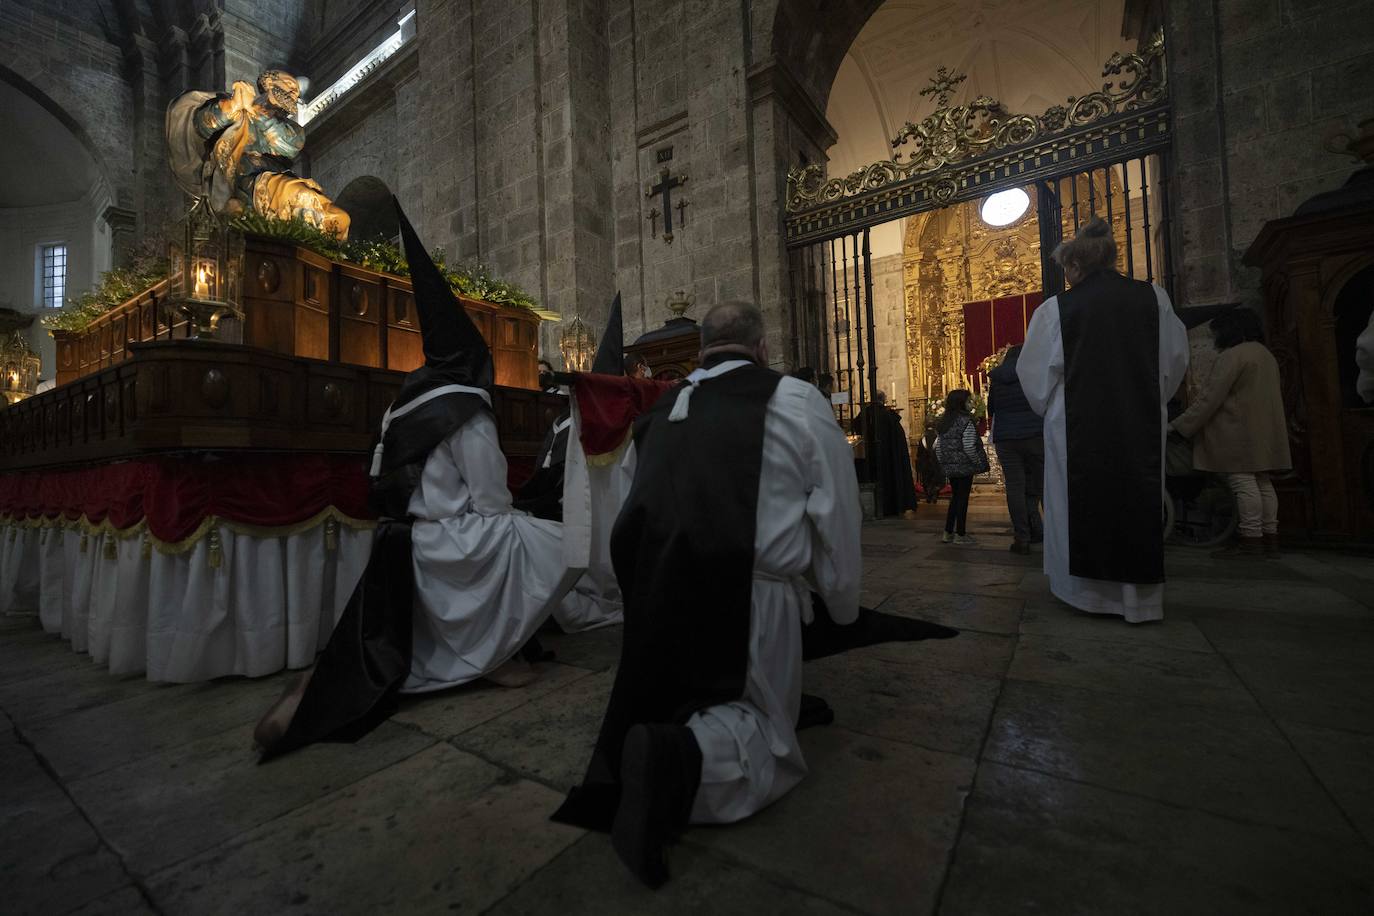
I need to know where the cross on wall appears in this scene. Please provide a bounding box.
[646,167,689,244]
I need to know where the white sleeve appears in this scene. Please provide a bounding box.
[1017,298,1062,416]
[1356,313,1374,404]
[1156,285,1190,403]
[801,386,862,625]
[448,412,516,516]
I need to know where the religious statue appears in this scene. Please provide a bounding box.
[166,70,350,237]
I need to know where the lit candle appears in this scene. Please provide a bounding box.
[194,263,212,299]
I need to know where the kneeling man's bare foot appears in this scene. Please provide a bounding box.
[253,667,315,753]
[485,656,539,688]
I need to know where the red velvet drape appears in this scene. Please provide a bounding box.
[0,454,373,541]
[961,291,1044,390]
[571,373,678,457]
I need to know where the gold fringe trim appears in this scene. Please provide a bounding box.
[583,429,633,468]
[0,507,375,567]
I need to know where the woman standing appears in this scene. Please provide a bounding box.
[1171,309,1291,557]
[935,389,985,545]
[915,425,945,504]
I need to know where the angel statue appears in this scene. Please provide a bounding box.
[166,70,350,237]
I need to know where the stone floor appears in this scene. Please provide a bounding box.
[3,495,1373,915]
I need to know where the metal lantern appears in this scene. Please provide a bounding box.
[559,315,597,372]
[1,332,41,406]
[168,197,245,339]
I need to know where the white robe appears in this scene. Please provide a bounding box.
[401,411,579,693]
[674,368,863,824]
[1017,285,1189,623]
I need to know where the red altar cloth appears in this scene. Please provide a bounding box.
[0,454,374,543]
[569,373,677,459]
[962,292,1045,389]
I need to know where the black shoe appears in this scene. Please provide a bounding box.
[612,724,703,889]
[1009,540,1031,555]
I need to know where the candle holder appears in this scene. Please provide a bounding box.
[168,197,244,340]
[0,332,40,406]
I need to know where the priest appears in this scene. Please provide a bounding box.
[1017,218,1189,623]
[851,389,919,517]
[553,300,863,887]
[253,199,579,757]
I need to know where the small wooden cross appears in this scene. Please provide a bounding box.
[646,167,688,244]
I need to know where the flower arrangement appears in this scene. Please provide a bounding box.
[44,215,543,334]
[978,344,1014,377]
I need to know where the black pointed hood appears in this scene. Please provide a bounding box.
[367,199,493,517]
[590,292,624,375]
[393,196,493,403]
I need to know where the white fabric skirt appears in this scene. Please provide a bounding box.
[0,524,369,681]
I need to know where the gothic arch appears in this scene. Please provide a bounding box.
[0,65,114,198]
[335,176,399,242]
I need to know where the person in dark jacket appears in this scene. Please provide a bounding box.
[915,425,944,504]
[988,345,1044,555]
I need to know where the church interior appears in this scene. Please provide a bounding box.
[2,0,1374,912]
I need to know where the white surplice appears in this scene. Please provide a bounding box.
[1017,284,1189,623]
[674,368,862,824]
[402,411,579,693]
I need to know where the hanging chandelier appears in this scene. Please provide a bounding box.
[1,332,41,406]
[559,315,597,372]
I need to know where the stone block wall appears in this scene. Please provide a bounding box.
[1169,0,1374,307]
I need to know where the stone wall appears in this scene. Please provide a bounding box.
[1168,0,1374,307]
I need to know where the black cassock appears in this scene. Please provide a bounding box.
[854,404,919,517]
[553,363,955,831]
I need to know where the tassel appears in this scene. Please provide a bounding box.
[324,517,338,552]
[668,382,698,423]
[40,527,47,545]
[207,526,223,569]
[80,532,89,553]
[141,534,152,559]
[103,537,117,560]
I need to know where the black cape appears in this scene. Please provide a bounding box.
[854,404,918,516]
[513,412,571,521]
[552,364,958,831]
[1058,269,1164,583]
[260,198,495,761]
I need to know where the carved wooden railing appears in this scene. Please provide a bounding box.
[0,340,564,472]
[52,236,541,390]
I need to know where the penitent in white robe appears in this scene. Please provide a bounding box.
[681,367,863,824]
[1018,285,1189,623]
[401,411,580,693]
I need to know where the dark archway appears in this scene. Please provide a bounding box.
[334,176,398,242]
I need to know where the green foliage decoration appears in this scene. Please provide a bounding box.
[42,253,170,332]
[42,215,542,333]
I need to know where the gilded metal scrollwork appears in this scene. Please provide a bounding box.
[785,30,1167,214]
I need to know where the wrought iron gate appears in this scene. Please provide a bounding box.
[783,32,1173,517]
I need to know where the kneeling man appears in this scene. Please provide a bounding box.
[553,301,862,886]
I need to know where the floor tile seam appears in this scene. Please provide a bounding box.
[441,734,578,797]
[7,716,168,916]
[999,674,1259,715]
[1273,717,1374,740]
[134,736,441,885]
[993,675,1285,727]
[983,757,1372,847]
[472,832,597,916]
[931,626,1019,916]
[819,721,981,762]
[396,665,601,743]
[678,837,878,916]
[53,699,291,784]
[847,648,1013,682]
[1011,628,1219,655]
[1194,623,1374,846]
